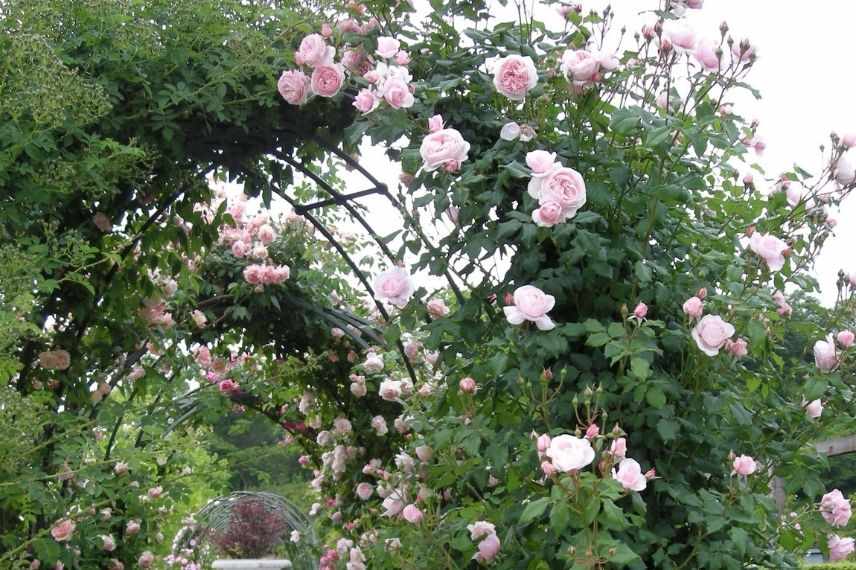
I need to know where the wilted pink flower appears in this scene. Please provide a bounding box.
[732,454,757,476]
[218,379,239,394]
[725,338,748,358]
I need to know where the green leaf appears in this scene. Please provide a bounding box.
[519,497,550,525]
[656,418,679,441]
[550,500,571,534]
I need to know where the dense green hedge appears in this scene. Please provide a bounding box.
[804,563,856,569]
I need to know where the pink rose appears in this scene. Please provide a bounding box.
[837,330,855,348]
[371,415,388,436]
[503,285,556,331]
[218,379,239,394]
[114,462,129,476]
[420,128,470,172]
[50,518,75,542]
[561,49,598,82]
[101,534,116,552]
[341,48,370,76]
[815,335,839,371]
[836,153,856,185]
[364,352,384,373]
[474,532,501,563]
[375,36,401,59]
[426,298,449,318]
[682,296,703,319]
[611,437,627,458]
[842,133,856,148]
[310,64,344,98]
[401,504,423,524]
[258,224,276,245]
[138,552,155,569]
[500,121,521,141]
[536,433,551,455]
[633,302,648,319]
[693,38,720,70]
[821,489,852,528]
[585,424,599,439]
[459,376,477,394]
[356,482,374,500]
[379,379,402,401]
[528,166,587,219]
[353,88,378,113]
[381,78,414,109]
[278,70,310,105]
[829,534,855,562]
[686,0,704,8]
[526,150,558,176]
[126,520,141,535]
[546,434,595,472]
[38,350,71,371]
[725,338,748,358]
[373,267,414,307]
[691,315,735,356]
[664,22,696,50]
[231,240,249,257]
[381,494,405,517]
[395,50,411,66]
[428,114,444,133]
[532,201,564,227]
[749,232,788,271]
[468,521,496,541]
[613,458,647,492]
[493,55,538,101]
[732,454,757,476]
[805,399,823,419]
[295,34,333,67]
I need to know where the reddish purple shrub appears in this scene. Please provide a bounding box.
[212,498,287,558]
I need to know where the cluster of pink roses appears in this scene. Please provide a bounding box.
[242,264,290,286]
[278,33,345,104]
[819,490,856,561]
[560,48,619,92]
[139,298,175,328]
[352,36,417,114]
[814,330,853,371]
[468,521,501,563]
[419,115,470,173]
[525,150,587,227]
[748,231,789,272]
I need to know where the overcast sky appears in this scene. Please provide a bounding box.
[308,1,856,305]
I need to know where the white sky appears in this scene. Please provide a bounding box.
[300,1,856,305]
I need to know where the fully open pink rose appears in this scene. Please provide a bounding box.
[375,36,400,59]
[561,49,598,82]
[837,330,855,348]
[373,267,414,307]
[532,201,564,227]
[379,379,402,401]
[381,77,414,109]
[664,22,696,50]
[426,298,449,318]
[526,150,557,176]
[691,315,735,356]
[821,489,852,528]
[545,434,595,472]
[356,482,374,500]
[829,535,855,562]
[295,34,333,67]
[528,166,587,219]
[493,55,538,101]
[51,518,75,542]
[749,232,788,272]
[682,296,703,319]
[278,70,310,105]
[468,521,496,541]
[310,64,344,98]
[732,454,757,476]
[420,128,470,172]
[815,335,839,371]
[353,88,377,113]
[613,458,647,492]
[503,285,556,331]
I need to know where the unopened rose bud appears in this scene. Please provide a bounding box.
[459,377,477,394]
[504,292,514,305]
[541,461,556,477]
[645,468,656,480]
[633,302,648,319]
[696,287,707,300]
[399,172,414,186]
[719,21,729,35]
[585,424,600,439]
[743,174,754,186]
[542,368,553,381]
[745,225,755,237]
[659,37,672,55]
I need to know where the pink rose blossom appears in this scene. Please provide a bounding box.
[278,70,311,105]
[732,454,757,476]
[374,267,415,307]
[356,482,374,500]
[381,78,415,109]
[821,489,852,528]
[231,240,249,257]
[611,437,627,458]
[613,458,647,492]
[546,434,595,472]
[401,504,424,524]
[805,399,823,419]
[459,376,477,394]
[536,433,551,455]
[428,114,444,133]
[682,296,703,319]
[585,424,600,439]
[474,533,501,563]
[353,89,378,113]
[503,285,556,331]
[420,128,470,172]
[375,36,401,59]
[815,335,839,371]
[664,22,697,50]
[395,51,411,66]
[526,150,557,176]
[427,298,449,318]
[532,201,565,227]
[528,166,587,220]
[371,415,388,436]
[379,379,402,401]
[218,379,239,394]
[295,34,333,67]
[829,534,855,561]
[493,55,538,101]
[837,330,855,348]
[51,519,75,542]
[138,552,155,569]
[468,521,496,541]
[101,534,116,552]
[633,302,648,319]
[692,315,735,356]
[749,232,789,272]
[725,338,748,358]
[310,64,345,98]
[364,352,384,373]
[561,49,599,82]
[126,520,141,535]
[500,122,521,141]
[693,38,720,70]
